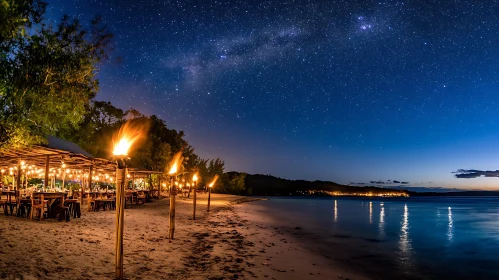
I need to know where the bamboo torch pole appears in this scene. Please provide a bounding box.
[169,176,176,239]
[115,158,126,280]
[111,120,147,280]
[192,173,198,220]
[207,185,211,212]
[167,151,182,239]
[207,175,218,212]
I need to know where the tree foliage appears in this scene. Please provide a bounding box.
[63,100,224,187]
[0,1,227,192]
[217,171,246,195]
[0,0,45,43]
[0,0,112,147]
[61,100,124,157]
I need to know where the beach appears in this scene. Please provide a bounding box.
[0,194,369,280]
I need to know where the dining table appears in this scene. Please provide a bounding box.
[1,190,16,200]
[33,192,67,218]
[86,191,115,199]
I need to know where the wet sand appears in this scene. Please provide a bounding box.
[234,201,371,280]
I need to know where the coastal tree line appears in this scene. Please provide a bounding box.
[219,172,409,197]
[0,0,226,189]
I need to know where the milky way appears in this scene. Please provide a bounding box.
[46,0,499,189]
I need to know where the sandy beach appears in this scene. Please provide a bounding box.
[0,194,370,280]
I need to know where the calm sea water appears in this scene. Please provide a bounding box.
[256,197,499,280]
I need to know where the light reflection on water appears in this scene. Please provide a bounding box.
[447,206,453,243]
[254,197,499,279]
[369,201,372,224]
[379,202,385,238]
[399,203,413,267]
[334,199,338,222]
[324,197,499,279]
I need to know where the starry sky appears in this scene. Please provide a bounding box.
[45,0,499,189]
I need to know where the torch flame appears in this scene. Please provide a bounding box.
[208,174,219,188]
[112,120,149,156]
[168,151,183,175]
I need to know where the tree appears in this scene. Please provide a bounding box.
[221,172,246,195]
[0,1,112,148]
[207,158,225,176]
[60,100,124,157]
[0,0,45,43]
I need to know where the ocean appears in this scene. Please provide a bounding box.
[250,196,499,280]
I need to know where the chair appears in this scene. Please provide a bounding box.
[74,201,81,217]
[30,194,47,220]
[88,194,96,212]
[107,194,116,210]
[0,193,7,215]
[57,206,70,222]
[125,192,133,209]
[6,190,20,216]
[17,198,31,218]
[137,191,146,204]
[94,198,106,211]
[152,190,160,200]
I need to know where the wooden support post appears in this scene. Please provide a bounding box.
[80,178,84,205]
[80,180,84,205]
[86,166,93,211]
[158,176,161,199]
[88,166,93,193]
[207,186,211,212]
[169,177,176,239]
[115,166,126,280]
[44,156,50,190]
[16,160,21,191]
[193,181,197,220]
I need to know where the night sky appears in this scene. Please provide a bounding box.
[46,0,499,189]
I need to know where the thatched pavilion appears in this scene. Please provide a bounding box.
[0,136,163,206]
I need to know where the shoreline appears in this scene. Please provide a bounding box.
[0,194,371,279]
[234,199,372,280]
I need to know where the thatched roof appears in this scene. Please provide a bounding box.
[46,135,94,158]
[0,136,115,172]
[0,136,164,177]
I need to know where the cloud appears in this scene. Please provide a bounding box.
[348,180,410,187]
[370,180,387,184]
[454,169,499,178]
[388,186,467,193]
[368,180,409,185]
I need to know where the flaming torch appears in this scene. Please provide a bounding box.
[207,175,218,212]
[112,120,147,280]
[192,173,198,220]
[167,151,183,239]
